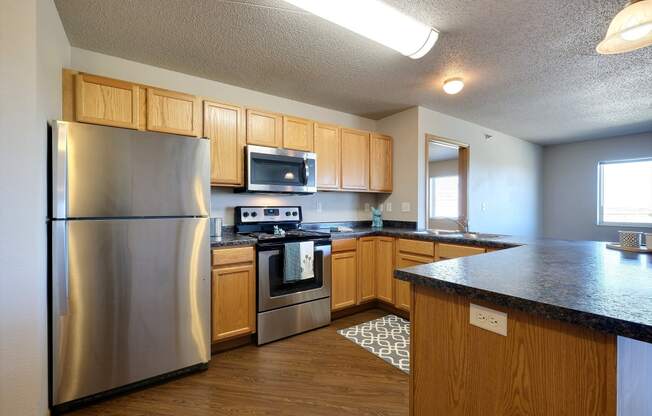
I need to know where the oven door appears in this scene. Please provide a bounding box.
[246,145,317,193]
[257,241,331,312]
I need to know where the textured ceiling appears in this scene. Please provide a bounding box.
[55,0,652,144]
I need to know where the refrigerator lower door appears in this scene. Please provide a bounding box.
[51,218,210,406]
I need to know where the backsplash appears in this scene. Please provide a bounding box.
[210,188,380,225]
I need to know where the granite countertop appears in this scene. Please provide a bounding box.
[395,238,652,344]
[210,230,257,248]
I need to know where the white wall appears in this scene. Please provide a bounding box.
[376,107,420,223]
[418,107,542,236]
[542,132,652,241]
[1,0,70,415]
[70,48,378,224]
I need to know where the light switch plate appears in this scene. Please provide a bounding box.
[364,203,370,212]
[470,303,507,336]
[401,202,410,212]
[386,202,392,212]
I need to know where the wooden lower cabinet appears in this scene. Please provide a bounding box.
[331,249,358,311]
[375,237,395,304]
[211,247,256,343]
[395,240,436,313]
[357,237,376,303]
[438,243,485,260]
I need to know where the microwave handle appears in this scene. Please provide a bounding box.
[302,159,309,185]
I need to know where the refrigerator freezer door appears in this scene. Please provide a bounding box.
[50,121,210,219]
[51,218,210,406]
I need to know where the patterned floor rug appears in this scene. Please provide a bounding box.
[337,314,410,373]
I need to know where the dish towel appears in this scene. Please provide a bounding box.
[284,241,315,283]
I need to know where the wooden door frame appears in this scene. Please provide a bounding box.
[424,134,469,230]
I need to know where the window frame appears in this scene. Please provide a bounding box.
[597,157,652,227]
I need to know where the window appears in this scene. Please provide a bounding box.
[598,158,652,226]
[430,176,459,218]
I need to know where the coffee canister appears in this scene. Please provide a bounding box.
[210,217,223,238]
[618,231,643,248]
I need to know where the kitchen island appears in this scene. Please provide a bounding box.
[395,238,652,416]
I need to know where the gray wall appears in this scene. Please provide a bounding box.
[418,107,542,236]
[1,0,70,415]
[542,132,652,241]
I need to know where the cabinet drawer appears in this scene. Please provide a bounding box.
[438,244,486,259]
[212,246,255,267]
[398,239,435,257]
[332,238,357,253]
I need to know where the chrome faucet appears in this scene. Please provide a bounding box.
[453,217,469,233]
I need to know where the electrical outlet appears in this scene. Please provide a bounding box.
[316,202,322,213]
[481,202,487,212]
[469,303,507,336]
[386,202,392,212]
[379,204,384,212]
[364,203,370,212]
[401,202,410,212]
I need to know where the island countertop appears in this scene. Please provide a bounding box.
[395,238,652,344]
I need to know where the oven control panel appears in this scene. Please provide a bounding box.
[236,206,302,223]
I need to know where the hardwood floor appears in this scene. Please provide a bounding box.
[69,309,409,416]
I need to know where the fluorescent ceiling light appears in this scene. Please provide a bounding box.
[442,78,464,95]
[597,0,652,54]
[284,0,439,59]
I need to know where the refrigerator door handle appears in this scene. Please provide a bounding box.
[53,221,69,316]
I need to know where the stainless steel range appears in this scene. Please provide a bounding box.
[234,206,331,345]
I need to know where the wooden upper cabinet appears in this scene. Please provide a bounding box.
[147,88,201,137]
[246,109,282,148]
[314,123,341,190]
[74,73,139,129]
[357,237,376,304]
[341,128,370,191]
[283,116,314,151]
[370,133,393,192]
[375,237,395,304]
[204,100,244,187]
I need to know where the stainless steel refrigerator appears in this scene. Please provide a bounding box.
[48,121,211,409]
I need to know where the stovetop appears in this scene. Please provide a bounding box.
[245,229,331,242]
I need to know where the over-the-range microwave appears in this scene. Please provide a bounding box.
[243,145,317,194]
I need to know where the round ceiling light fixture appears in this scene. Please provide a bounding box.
[442,78,464,95]
[597,0,652,54]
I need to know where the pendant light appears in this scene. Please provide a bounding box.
[597,0,652,54]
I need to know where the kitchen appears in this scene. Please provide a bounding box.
[2,1,652,415]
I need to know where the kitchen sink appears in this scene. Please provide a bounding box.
[415,230,503,239]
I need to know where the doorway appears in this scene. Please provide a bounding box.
[425,134,469,231]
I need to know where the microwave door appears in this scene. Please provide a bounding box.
[247,146,316,193]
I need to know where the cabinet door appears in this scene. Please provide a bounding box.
[438,243,486,260]
[395,253,433,312]
[331,251,358,311]
[314,123,341,190]
[147,88,201,136]
[375,237,395,304]
[246,109,282,148]
[370,133,393,192]
[283,116,314,151]
[204,101,244,186]
[357,237,376,303]
[74,73,139,129]
[212,263,256,342]
[341,129,370,191]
